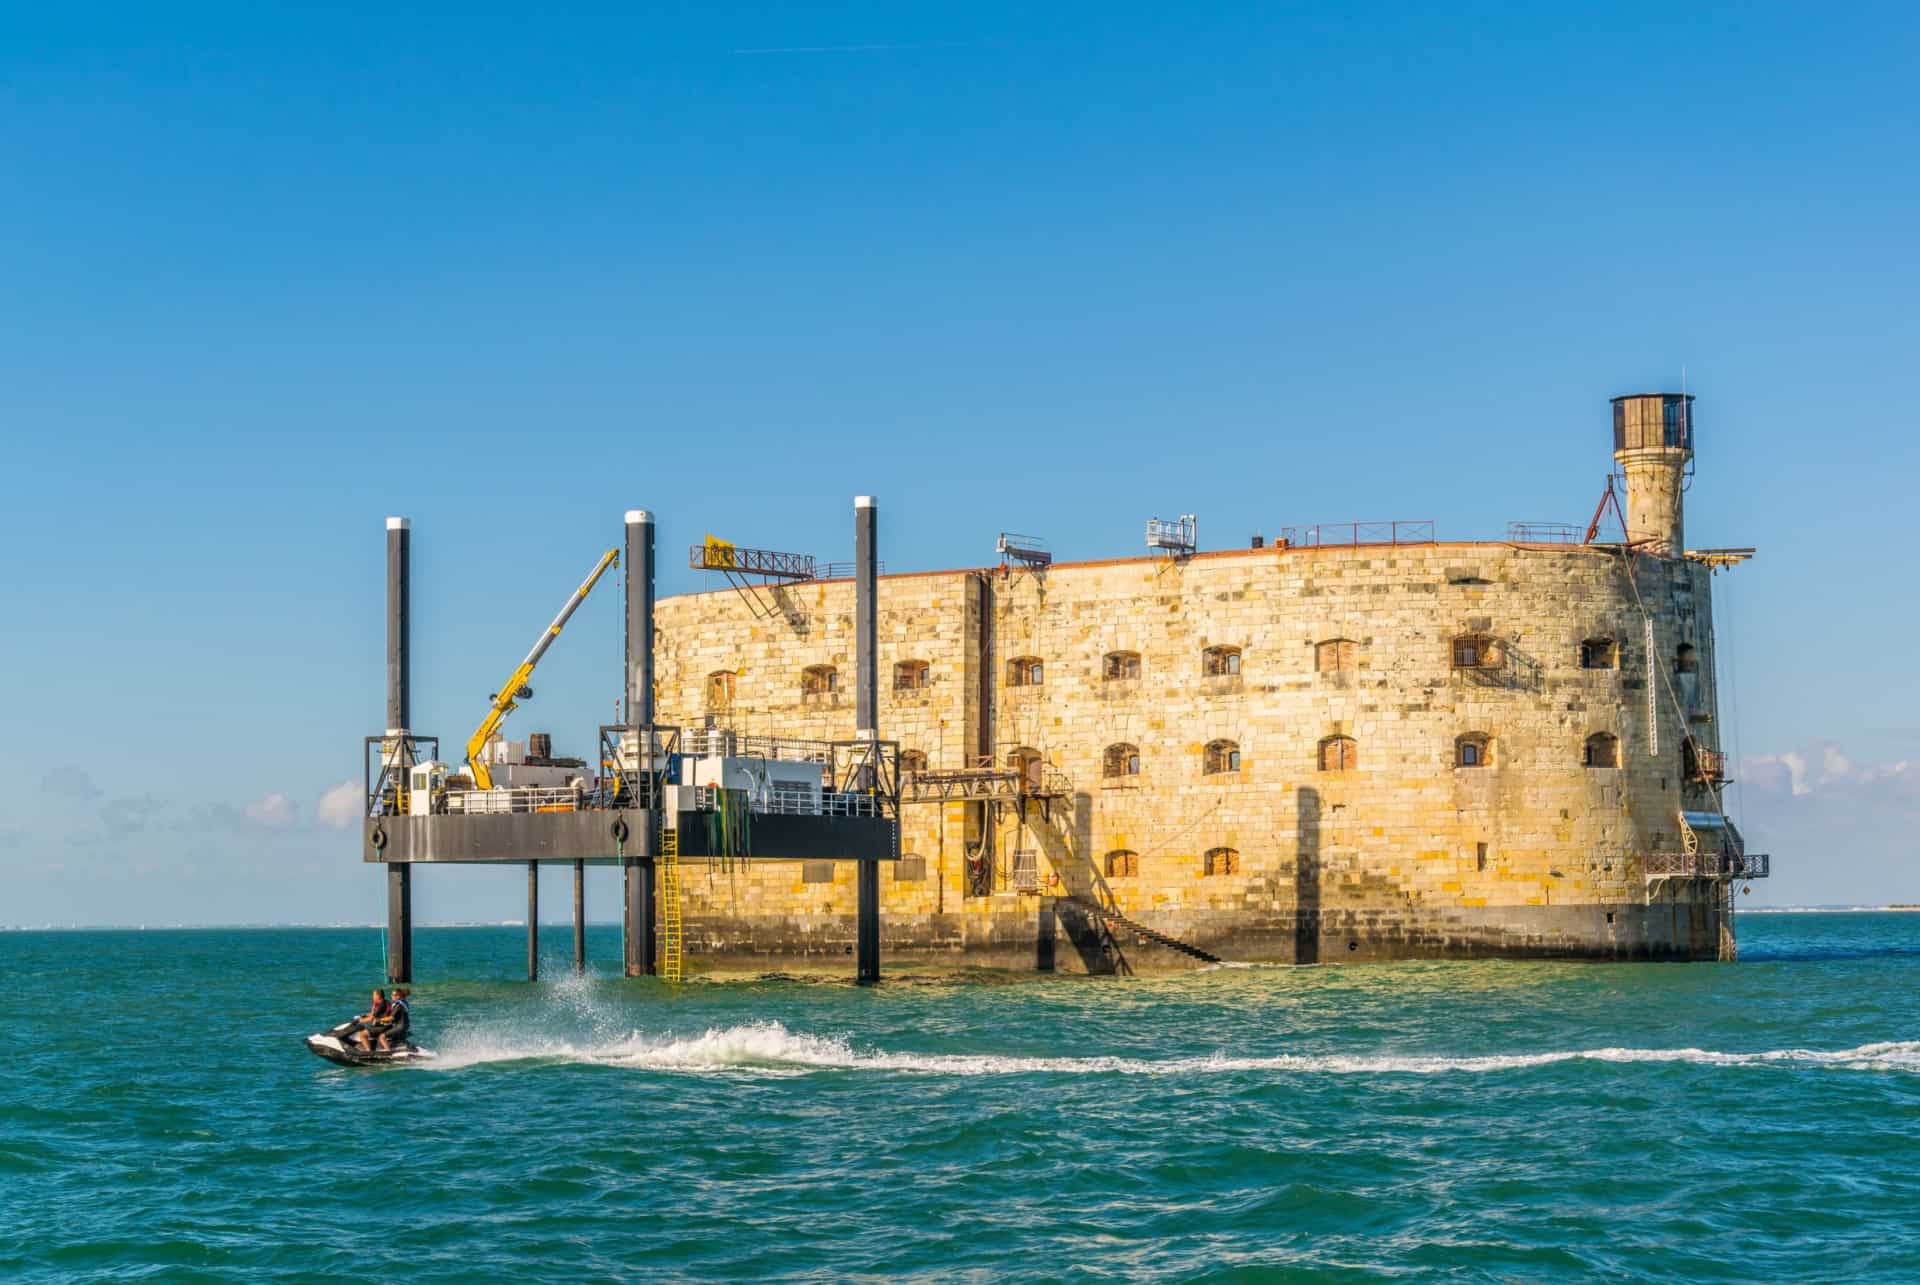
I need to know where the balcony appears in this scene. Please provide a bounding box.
[1643,851,1771,881]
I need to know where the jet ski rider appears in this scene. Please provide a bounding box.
[376,988,412,1051]
[347,988,389,1051]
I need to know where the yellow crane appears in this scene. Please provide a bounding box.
[465,548,620,790]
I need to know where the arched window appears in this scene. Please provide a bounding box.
[1580,638,1617,670]
[1008,656,1044,687]
[1315,639,1357,673]
[1105,849,1139,878]
[1202,645,1242,677]
[1452,634,1497,669]
[894,660,930,691]
[1583,732,1619,768]
[1319,735,1357,772]
[1103,743,1141,778]
[900,749,928,776]
[1204,739,1241,775]
[1455,733,1491,768]
[704,670,736,709]
[1675,644,1698,674]
[1203,847,1240,877]
[1103,650,1141,681]
[1008,747,1045,791]
[801,664,838,696]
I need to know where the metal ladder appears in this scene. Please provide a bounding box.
[659,824,684,982]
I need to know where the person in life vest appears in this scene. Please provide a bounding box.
[375,988,412,1051]
[347,988,389,1051]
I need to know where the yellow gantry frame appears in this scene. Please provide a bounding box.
[465,548,620,790]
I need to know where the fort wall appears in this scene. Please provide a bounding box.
[653,537,1730,970]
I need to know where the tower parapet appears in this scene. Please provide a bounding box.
[1611,393,1694,554]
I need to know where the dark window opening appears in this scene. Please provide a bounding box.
[1319,735,1357,772]
[1204,740,1242,775]
[1203,645,1242,677]
[1203,847,1240,877]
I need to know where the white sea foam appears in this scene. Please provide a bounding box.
[421,1020,1920,1077]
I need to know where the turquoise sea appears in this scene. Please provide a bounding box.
[2,912,1916,1281]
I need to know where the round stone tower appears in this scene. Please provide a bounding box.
[1610,392,1694,555]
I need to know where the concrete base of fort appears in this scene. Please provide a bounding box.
[681,895,1732,974]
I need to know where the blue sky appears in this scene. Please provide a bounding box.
[2,2,1915,924]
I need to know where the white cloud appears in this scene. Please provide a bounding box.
[1743,740,1915,804]
[243,792,297,828]
[315,781,363,831]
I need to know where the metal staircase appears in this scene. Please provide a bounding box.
[1057,893,1221,964]
[660,824,684,982]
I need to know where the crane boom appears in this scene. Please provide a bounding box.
[465,548,620,790]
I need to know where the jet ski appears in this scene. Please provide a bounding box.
[305,1019,435,1067]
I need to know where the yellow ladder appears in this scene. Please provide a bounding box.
[659,825,683,982]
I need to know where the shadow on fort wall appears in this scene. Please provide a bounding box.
[1030,791,1127,975]
[1295,786,1321,965]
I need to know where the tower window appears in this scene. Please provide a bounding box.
[1203,740,1242,775]
[1203,645,1242,677]
[893,855,927,882]
[894,660,930,691]
[1452,634,1498,669]
[1203,847,1240,877]
[1008,656,1044,687]
[900,749,928,776]
[1315,639,1357,672]
[704,670,736,709]
[1103,743,1142,778]
[1105,849,1139,878]
[1580,638,1618,670]
[1319,735,1357,772]
[1675,644,1698,674]
[1455,734,1491,768]
[1103,650,1142,681]
[801,664,838,696]
[1583,732,1619,768]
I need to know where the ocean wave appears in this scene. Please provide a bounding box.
[424,1021,1920,1077]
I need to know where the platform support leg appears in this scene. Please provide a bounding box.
[386,863,412,984]
[624,857,657,976]
[857,858,880,985]
[527,862,539,982]
[573,859,586,974]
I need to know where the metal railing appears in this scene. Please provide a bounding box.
[679,727,835,764]
[997,532,1052,568]
[819,560,887,579]
[689,543,817,580]
[447,786,583,815]
[1277,520,1436,548]
[1644,851,1771,880]
[1506,522,1582,544]
[684,783,882,818]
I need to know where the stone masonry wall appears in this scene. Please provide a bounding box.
[652,541,1726,968]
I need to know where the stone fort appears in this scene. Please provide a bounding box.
[652,392,1759,970]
